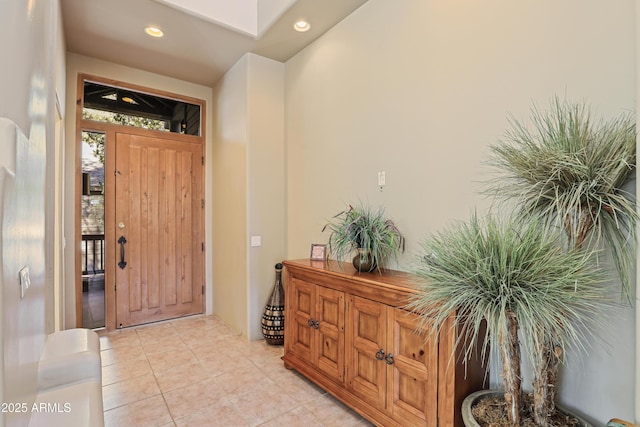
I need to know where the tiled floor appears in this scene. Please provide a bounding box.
[83,273,105,329]
[98,315,373,427]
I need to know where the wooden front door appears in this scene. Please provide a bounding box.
[114,132,203,328]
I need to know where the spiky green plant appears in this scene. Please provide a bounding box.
[486,97,637,297]
[407,213,610,426]
[323,202,404,272]
[486,97,637,424]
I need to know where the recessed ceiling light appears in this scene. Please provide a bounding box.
[293,20,310,32]
[145,26,164,38]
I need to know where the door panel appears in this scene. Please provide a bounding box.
[290,278,315,364]
[315,286,345,383]
[387,308,438,426]
[346,295,387,409]
[115,133,203,328]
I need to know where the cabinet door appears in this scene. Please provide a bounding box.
[315,286,345,383]
[346,295,387,409]
[386,308,438,426]
[289,277,316,365]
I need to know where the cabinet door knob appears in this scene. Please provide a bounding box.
[385,353,394,365]
[308,318,315,328]
[313,320,320,329]
[375,349,385,360]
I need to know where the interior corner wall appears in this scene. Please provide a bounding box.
[246,54,285,341]
[212,55,249,335]
[212,53,285,339]
[284,0,636,423]
[64,53,215,327]
[52,0,67,333]
[46,0,67,335]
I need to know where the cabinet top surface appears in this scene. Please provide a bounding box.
[282,259,420,294]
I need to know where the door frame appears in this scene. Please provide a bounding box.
[75,74,206,330]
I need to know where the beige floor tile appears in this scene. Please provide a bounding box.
[261,361,295,382]
[140,335,190,355]
[102,373,161,411]
[277,372,328,404]
[246,344,284,370]
[213,365,272,398]
[174,399,252,427]
[104,395,172,427]
[102,358,153,386]
[228,380,299,425]
[154,362,209,393]
[193,335,244,355]
[259,406,324,427]
[163,378,228,420]
[186,336,239,359]
[304,394,370,427]
[101,342,147,367]
[101,315,369,426]
[135,322,178,340]
[99,329,141,350]
[170,317,219,334]
[197,351,254,378]
[146,348,198,373]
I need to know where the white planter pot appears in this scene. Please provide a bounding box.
[462,390,593,427]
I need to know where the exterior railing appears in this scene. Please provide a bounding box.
[82,233,105,275]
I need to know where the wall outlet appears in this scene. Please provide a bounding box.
[19,266,30,299]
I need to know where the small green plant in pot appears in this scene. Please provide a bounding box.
[407,213,610,426]
[323,202,404,272]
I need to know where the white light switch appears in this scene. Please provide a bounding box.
[19,266,30,299]
[250,235,262,247]
[378,171,385,186]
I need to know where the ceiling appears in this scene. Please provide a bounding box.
[61,0,369,87]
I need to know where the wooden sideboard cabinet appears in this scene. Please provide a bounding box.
[282,259,486,427]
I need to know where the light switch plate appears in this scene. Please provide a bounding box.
[250,235,262,247]
[19,266,30,299]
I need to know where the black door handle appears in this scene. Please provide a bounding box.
[118,235,127,269]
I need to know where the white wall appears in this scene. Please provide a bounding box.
[0,0,65,425]
[246,54,285,340]
[46,0,67,334]
[212,53,285,339]
[212,56,249,334]
[285,0,636,423]
[64,53,215,327]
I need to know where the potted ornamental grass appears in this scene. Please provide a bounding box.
[485,97,637,423]
[410,97,636,426]
[323,202,404,272]
[407,212,610,426]
[486,97,637,296]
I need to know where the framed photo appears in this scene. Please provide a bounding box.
[310,244,327,261]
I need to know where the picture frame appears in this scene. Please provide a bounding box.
[310,243,327,261]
